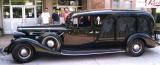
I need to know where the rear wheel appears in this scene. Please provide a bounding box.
[126,39,145,57]
[12,44,35,63]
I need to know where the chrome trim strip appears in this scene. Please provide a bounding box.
[62,50,125,56]
[59,32,64,36]
[18,27,68,31]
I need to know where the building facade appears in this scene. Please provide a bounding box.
[0,0,2,36]
[0,0,139,34]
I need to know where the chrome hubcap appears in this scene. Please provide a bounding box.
[47,40,55,48]
[133,44,141,53]
[20,48,28,57]
[18,47,31,59]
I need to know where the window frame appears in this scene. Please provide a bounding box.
[3,6,10,18]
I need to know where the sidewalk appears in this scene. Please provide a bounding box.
[0,35,13,48]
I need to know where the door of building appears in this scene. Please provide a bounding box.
[10,6,23,33]
[5,6,36,34]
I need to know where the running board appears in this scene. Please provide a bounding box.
[61,49,125,56]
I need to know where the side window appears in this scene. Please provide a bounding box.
[101,17,114,32]
[94,16,103,26]
[138,16,151,33]
[100,16,114,38]
[72,16,91,28]
[92,15,104,32]
[79,16,91,27]
[71,15,107,28]
[117,16,136,37]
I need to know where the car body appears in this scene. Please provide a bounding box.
[3,9,159,63]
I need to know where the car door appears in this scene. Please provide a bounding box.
[97,15,115,42]
[64,15,96,45]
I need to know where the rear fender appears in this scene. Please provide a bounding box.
[127,33,158,48]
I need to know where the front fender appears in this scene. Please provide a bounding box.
[4,38,60,54]
[127,33,158,48]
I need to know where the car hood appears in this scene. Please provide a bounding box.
[17,25,68,32]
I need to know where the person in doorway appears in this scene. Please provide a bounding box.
[63,8,70,21]
[41,8,51,25]
[52,9,60,24]
[37,12,42,25]
[59,8,65,24]
[60,8,70,24]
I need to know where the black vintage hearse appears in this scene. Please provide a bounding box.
[3,10,159,63]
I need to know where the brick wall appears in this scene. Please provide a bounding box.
[82,0,87,10]
[87,0,111,10]
[105,0,111,9]
[43,0,54,14]
[90,0,105,9]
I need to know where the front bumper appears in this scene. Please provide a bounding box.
[1,47,9,56]
[2,39,15,55]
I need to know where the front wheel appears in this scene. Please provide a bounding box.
[12,44,35,63]
[42,35,62,51]
[126,39,145,57]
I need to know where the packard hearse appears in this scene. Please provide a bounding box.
[3,10,158,63]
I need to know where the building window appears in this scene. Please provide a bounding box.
[112,0,120,9]
[13,7,22,18]
[36,6,42,17]
[3,0,43,18]
[11,0,35,5]
[58,0,69,5]
[56,0,81,12]
[25,7,35,18]
[58,0,79,6]
[123,0,132,9]
[3,0,10,5]
[36,0,42,17]
[11,0,25,5]
[36,0,42,5]
[3,6,10,18]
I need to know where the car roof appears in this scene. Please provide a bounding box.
[70,9,152,18]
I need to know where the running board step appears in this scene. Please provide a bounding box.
[61,49,125,56]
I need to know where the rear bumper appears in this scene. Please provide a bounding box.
[153,31,160,46]
[154,30,160,41]
[145,37,159,48]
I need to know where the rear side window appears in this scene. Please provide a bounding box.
[137,16,152,33]
[117,16,136,37]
